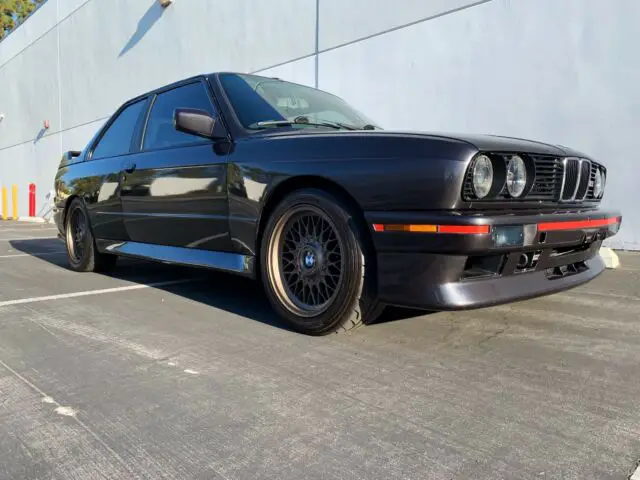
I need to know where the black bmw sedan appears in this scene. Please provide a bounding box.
[53,72,622,335]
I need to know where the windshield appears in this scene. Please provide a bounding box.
[218,73,379,131]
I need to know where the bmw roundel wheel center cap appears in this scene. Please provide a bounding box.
[298,242,324,276]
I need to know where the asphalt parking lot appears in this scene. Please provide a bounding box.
[0,221,639,480]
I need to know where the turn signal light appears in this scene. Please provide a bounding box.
[372,224,489,234]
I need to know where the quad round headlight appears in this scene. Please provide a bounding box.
[506,155,527,197]
[472,155,493,199]
[593,168,605,199]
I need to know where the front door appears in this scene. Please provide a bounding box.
[120,80,230,251]
[86,97,150,241]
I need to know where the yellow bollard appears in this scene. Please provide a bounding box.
[1,187,7,220]
[12,185,18,220]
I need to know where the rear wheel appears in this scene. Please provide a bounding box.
[261,189,382,335]
[65,198,117,273]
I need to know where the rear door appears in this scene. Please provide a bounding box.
[119,80,231,251]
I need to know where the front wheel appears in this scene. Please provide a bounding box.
[65,198,117,273]
[260,189,382,335]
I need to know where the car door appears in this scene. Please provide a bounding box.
[120,80,231,251]
[85,97,149,241]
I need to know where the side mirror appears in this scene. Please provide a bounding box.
[174,108,217,139]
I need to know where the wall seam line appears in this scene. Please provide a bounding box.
[249,52,315,76]
[314,0,320,88]
[1,0,494,152]
[56,0,63,158]
[0,0,94,73]
[0,116,109,154]
[249,0,494,77]
[317,0,494,54]
[2,0,494,82]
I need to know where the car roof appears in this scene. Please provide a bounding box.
[125,71,276,105]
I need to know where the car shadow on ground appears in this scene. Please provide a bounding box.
[8,238,431,331]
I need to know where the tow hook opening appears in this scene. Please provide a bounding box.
[516,253,528,268]
[514,250,542,273]
[462,254,506,279]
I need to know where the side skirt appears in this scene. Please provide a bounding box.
[96,239,255,278]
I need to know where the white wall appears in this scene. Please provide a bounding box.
[0,0,636,249]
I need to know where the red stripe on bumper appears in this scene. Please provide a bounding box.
[538,216,620,232]
[437,225,490,234]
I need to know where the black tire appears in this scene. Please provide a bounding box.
[260,188,382,335]
[64,198,117,273]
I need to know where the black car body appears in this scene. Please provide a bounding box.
[53,73,622,335]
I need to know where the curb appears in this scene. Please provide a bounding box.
[17,217,47,223]
[17,217,54,224]
[599,247,620,269]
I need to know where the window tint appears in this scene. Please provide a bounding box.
[143,82,215,150]
[93,99,146,159]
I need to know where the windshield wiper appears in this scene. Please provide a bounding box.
[253,120,348,130]
[253,116,359,131]
[254,120,334,129]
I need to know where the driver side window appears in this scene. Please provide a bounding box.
[92,99,146,160]
[143,82,216,151]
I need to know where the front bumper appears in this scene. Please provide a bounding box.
[366,209,621,310]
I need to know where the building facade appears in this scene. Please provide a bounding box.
[0,0,637,249]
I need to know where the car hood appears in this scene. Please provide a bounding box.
[257,129,587,158]
[386,131,585,157]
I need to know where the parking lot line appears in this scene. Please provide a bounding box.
[0,252,66,259]
[0,228,59,233]
[0,236,60,242]
[0,278,199,308]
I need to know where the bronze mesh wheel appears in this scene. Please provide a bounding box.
[64,198,117,273]
[268,205,345,317]
[66,206,88,264]
[261,188,382,335]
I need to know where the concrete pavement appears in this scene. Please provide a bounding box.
[0,221,639,479]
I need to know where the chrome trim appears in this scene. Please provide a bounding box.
[523,224,538,246]
[578,159,591,200]
[559,157,591,202]
[559,157,570,201]
[97,239,255,276]
[97,211,227,220]
[571,158,583,201]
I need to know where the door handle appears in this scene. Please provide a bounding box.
[123,161,136,174]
